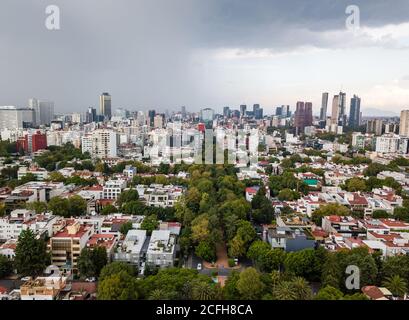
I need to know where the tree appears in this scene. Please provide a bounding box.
[223,271,240,299]
[291,277,313,300]
[25,201,48,214]
[315,285,343,300]
[372,210,389,219]
[191,214,210,243]
[278,188,300,201]
[312,203,351,225]
[67,195,87,216]
[101,204,118,215]
[247,241,285,272]
[140,215,159,235]
[120,221,134,235]
[0,255,13,278]
[77,247,108,278]
[382,275,407,298]
[48,197,70,217]
[47,171,66,182]
[14,229,49,276]
[195,241,216,262]
[117,189,139,207]
[148,289,171,300]
[190,280,216,300]
[77,248,95,278]
[97,271,139,300]
[273,281,298,300]
[121,200,144,215]
[345,178,367,192]
[99,262,136,282]
[284,249,324,281]
[237,268,264,300]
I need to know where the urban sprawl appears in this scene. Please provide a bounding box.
[1,92,409,301]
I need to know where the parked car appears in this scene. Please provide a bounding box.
[85,277,96,282]
[20,276,32,282]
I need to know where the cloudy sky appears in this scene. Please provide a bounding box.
[1,0,409,116]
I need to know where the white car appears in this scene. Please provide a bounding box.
[197,263,202,271]
[20,276,32,282]
[85,277,96,282]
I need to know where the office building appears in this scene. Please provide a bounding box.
[253,104,263,119]
[240,105,247,117]
[29,99,54,126]
[399,110,409,136]
[223,106,230,118]
[85,107,97,123]
[200,108,214,128]
[367,119,383,136]
[349,95,361,129]
[294,102,313,135]
[0,106,35,130]
[99,92,112,120]
[319,92,329,125]
[331,95,339,125]
[153,114,164,128]
[148,110,156,127]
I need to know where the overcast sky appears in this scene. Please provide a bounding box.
[1,0,409,115]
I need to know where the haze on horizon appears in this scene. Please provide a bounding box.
[1,0,409,116]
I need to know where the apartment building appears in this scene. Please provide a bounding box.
[48,221,94,274]
[146,230,176,268]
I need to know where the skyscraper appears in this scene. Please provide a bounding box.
[294,102,313,135]
[319,92,329,122]
[338,92,347,126]
[29,98,54,126]
[253,104,263,119]
[399,110,409,136]
[148,110,156,127]
[85,107,97,123]
[99,92,112,120]
[349,95,361,129]
[223,106,230,118]
[331,95,340,125]
[240,105,247,117]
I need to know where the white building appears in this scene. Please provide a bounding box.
[0,106,35,130]
[146,230,176,268]
[113,229,147,266]
[375,134,400,153]
[103,179,127,200]
[81,129,118,158]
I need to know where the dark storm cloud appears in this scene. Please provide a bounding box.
[0,0,408,112]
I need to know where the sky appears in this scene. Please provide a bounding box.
[1,0,409,116]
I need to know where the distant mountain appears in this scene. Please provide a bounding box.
[362,108,400,117]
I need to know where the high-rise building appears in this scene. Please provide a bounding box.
[29,98,54,126]
[319,92,329,122]
[99,93,112,120]
[148,110,156,127]
[16,131,47,154]
[399,110,409,136]
[338,92,347,126]
[240,105,247,117]
[153,114,164,128]
[367,119,383,136]
[0,106,35,130]
[349,95,361,129]
[86,107,97,123]
[331,95,339,125]
[253,104,263,119]
[294,102,313,135]
[82,129,118,158]
[181,106,187,118]
[223,106,230,118]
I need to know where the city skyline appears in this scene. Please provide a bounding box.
[1,0,409,115]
